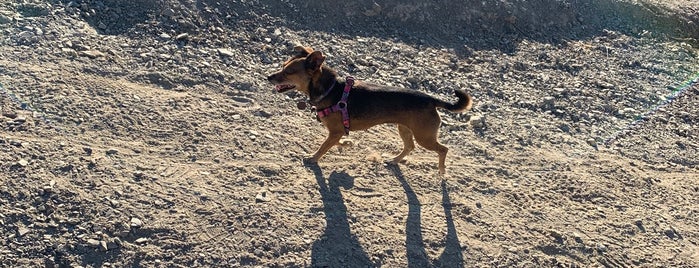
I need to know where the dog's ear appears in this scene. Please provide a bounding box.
[305,51,325,71]
[292,46,314,57]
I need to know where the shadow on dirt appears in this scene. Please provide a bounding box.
[51,0,159,35]
[389,165,464,267]
[305,162,376,267]
[57,0,699,51]
[192,0,698,53]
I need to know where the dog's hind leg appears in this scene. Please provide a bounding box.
[413,114,448,174]
[391,124,415,164]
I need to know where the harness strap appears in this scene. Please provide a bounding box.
[315,76,354,135]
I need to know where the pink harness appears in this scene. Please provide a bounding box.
[315,76,354,135]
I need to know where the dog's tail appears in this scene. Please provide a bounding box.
[436,90,473,113]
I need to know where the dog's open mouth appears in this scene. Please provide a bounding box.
[275,84,296,92]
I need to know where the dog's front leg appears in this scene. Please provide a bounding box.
[308,131,344,162]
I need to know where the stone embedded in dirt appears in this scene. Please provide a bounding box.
[61,48,78,57]
[0,13,12,24]
[135,237,149,244]
[664,227,680,239]
[106,148,119,155]
[17,159,29,167]
[130,217,143,228]
[218,48,235,57]
[17,226,30,237]
[469,114,486,129]
[175,33,189,40]
[86,238,100,247]
[255,191,271,203]
[2,112,17,119]
[79,50,106,59]
[541,96,556,111]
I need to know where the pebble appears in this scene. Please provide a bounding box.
[0,13,11,24]
[255,191,270,202]
[134,237,149,244]
[61,48,78,57]
[79,50,106,59]
[130,217,143,228]
[175,33,189,40]
[664,228,678,239]
[596,243,608,252]
[17,227,30,236]
[17,159,29,167]
[106,148,118,155]
[87,239,100,247]
[541,96,555,110]
[469,114,486,129]
[218,48,235,57]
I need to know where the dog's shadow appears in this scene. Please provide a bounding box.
[306,161,464,267]
[306,162,376,267]
[388,165,464,267]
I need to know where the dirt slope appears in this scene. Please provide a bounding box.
[1,0,698,267]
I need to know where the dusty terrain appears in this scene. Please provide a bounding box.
[1,0,698,267]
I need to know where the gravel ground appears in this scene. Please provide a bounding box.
[1,0,698,267]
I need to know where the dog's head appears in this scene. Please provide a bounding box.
[267,46,325,96]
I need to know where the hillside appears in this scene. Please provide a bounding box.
[1,0,698,267]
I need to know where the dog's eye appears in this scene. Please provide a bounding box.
[283,69,293,75]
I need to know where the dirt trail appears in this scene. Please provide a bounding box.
[1,0,698,267]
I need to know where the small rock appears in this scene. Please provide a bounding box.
[18,31,33,39]
[17,227,30,236]
[79,50,105,59]
[664,228,678,239]
[159,33,171,39]
[596,243,608,252]
[106,148,118,155]
[469,114,486,129]
[634,219,646,232]
[550,230,564,243]
[109,237,122,249]
[2,112,17,119]
[572,232,583,243]
[17,159,29,167]
[130,217,143,228]
[87,239,100,247]
[134,237,149,244]
[255,191,270,203]
[218,48,235,57]
[98,22,107,30]
[541,96,555,110]
[175,33,189,40]
[586,138,597,147]
[100,240,108,251]
[83,147,93,155]
[0,13,12,24]
[61,48,78,57]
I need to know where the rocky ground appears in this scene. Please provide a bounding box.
[1,0,698,267]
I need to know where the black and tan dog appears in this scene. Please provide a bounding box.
[268,46,473,174]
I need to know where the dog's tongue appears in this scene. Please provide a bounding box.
[275,84,294,92]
